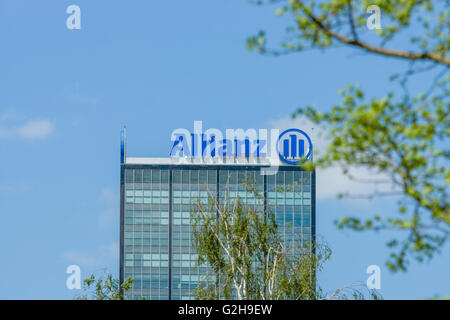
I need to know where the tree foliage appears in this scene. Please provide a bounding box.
[191,178,381,299]
[75,273,134,300]
[247,0,449,272]
[296,84,448,271]
[248,0,449,65]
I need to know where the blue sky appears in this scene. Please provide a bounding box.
[0,0,448,299]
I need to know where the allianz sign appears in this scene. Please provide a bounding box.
[170,121,312,165]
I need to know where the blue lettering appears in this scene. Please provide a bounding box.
[217,139,232,157]
[170,134,191,157]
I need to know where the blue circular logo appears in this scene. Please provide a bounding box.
[277,128,312,164]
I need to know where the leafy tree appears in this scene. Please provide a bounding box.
[247,0,449,66]
[247,0,449,272]
[75,273,134,300]
[191,178,380,299]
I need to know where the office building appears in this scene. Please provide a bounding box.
[119,129,316,300]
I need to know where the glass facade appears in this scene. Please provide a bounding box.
[122,168,170,299]
[171,169,216,300]
[267,170,313,255]
[120,164,315,300]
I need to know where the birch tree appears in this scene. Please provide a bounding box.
[191,179,379,299]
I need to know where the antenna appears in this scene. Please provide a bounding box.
[121,125,127,164]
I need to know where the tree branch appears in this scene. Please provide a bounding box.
[295,0,450,66]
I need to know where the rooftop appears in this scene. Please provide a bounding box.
[125,157,294,166]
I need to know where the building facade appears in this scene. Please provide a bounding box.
[120,158,316,300]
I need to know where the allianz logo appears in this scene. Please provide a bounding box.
[170,121,312,165]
